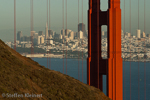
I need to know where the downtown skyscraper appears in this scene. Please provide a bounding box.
[78,23,86,37]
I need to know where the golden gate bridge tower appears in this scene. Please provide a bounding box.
[87,0,122,100]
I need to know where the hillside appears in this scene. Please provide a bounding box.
[0,39,111,100]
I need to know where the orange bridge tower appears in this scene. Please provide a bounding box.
[87,0,123,100]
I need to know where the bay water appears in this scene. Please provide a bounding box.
[33,58,150,100]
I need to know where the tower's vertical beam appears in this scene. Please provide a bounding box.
[87,0,92,85]
[108,0,122,100]
[99,1,102,91]
[90,0,100,89]
[88,0,122,100]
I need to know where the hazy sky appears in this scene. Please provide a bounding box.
[0,0,150,41]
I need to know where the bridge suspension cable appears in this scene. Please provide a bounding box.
[62,0,64,74]
[49,0,51,69]
[30,0,34,58]
[82,0,84,83]
[144,0,146,99]
[78,0,80,81]
[66,0,67,75]
[129,0,131,99]
[123,0,126,99]
[138,0,140,99]
[14,0,16,51]
[47,0,48,68]
[30,0,34,88]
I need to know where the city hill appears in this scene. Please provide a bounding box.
[0,39,111,100]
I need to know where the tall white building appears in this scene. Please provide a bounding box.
[137,29,141,38]
[40,36,44,44]
[79,31,83,39]
[38,36,41,45]
[142,32,146,38]
[102,31,105,36]
[49,40,53,44]
[59,34,62,39]
[38,36,44,45]
[69,31,74,40]
[127,33,131,37]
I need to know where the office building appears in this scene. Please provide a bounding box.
[147,34,150,38]
[102,31,105,36]
[38,31,43,36]
[48,29,53,39]
[40,36,44,44]
[128,33,131,37]
[59,34,62,39]
[69,31,74,40]
[141,32,146,38]
[79,31,83,39]
[38,36,44,45]
[65,29,71,37]
[54,34,59,39]
[78,23,86,37]
[60,29,65,36]
[137,29,141,38]
[17,31,23,41]
[34,33,38,39]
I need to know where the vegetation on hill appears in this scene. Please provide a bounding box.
[0,39,111,100]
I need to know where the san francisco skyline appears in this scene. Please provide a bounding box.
[0,0,150,41]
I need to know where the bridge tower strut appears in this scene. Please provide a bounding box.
[87,0,122,100]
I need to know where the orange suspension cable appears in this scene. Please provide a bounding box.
[14,0,16,51]
[30,0,34,58]
[144,0,146,99]
[138,0,140,100]
[82,0,83,83]
[49,0,51,69]
[129,0,131,100]
[47,0,48,68]
[62,0,64,74]
[30,0,34,88]
[66,0,67,75]
[123,0,126,99]
[78,0,80,81]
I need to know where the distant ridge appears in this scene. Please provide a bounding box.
[0,39,111,100]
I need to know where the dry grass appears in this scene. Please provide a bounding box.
[0,39,111,100]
